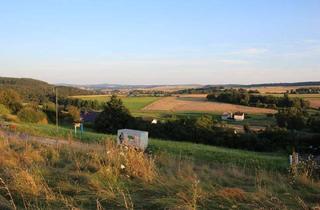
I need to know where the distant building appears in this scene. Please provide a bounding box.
[233,112,245,121]
[221,112,233,120]
[221,112,245,121]
[151,119,158,124]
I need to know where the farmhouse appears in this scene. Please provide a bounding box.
[221,112,245,121]
[233,112,245,121]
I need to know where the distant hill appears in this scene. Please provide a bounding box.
[0,77,96,102]
[237,81,320,88]
[57,83,202,92]
[175,81,320,94]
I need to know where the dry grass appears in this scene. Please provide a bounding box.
[216,187,246,201]
[0,136,319,209]
[143,96,276,114]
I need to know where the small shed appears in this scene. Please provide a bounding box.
[233,112,245,121]
[117,129,149,150]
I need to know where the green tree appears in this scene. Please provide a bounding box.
[309,114,320,132]
[94,95,133,133]
[275,107,307,130]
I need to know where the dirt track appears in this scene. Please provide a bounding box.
[143,96,277,114]
[0,128,103,151]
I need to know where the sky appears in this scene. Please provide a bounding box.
[0,0,320,85]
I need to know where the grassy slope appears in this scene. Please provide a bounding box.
[12,123,287,172]
[1,125,319,209]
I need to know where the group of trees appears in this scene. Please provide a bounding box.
[207,89,310,109]
[56,97,102,111]
[290,87,320,94]
[0,88,83,124]
[275,107,320,131]
[175,86,225,94]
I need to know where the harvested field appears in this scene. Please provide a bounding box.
[143,96,277,114]
[308,98,320,108]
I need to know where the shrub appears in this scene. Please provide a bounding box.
[67,105,80,122]
[0,89,23,113]
[0,104,10,115]
[17,107,48,124]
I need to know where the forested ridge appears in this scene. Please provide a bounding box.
[0,77,96,102]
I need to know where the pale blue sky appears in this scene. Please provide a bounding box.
[0,0,319,85]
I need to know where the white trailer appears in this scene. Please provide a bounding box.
[117,129,149,150]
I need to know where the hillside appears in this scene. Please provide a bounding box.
[0,77,96,102]
[0,123,319,209]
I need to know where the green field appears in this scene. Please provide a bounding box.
[73,95,277,127]
[72,95,161,112]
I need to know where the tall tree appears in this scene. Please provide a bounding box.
[94,95,133,133]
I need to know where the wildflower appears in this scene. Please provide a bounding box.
[120,164,126,170]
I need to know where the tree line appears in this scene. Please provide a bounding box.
[207,89,310,109]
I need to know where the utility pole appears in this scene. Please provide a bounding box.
[55,87,59,131]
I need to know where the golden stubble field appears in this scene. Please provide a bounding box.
[143,95,277,114]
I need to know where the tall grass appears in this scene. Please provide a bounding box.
[0,137,319,209]
[10,122,288,172]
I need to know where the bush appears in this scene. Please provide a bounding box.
[17,107,48,124]
[0,104,10,115]
[0,89,23,113]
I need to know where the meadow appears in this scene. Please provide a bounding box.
[71,95,161,113]
[1,123,319,209]
[9,123,286,171]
